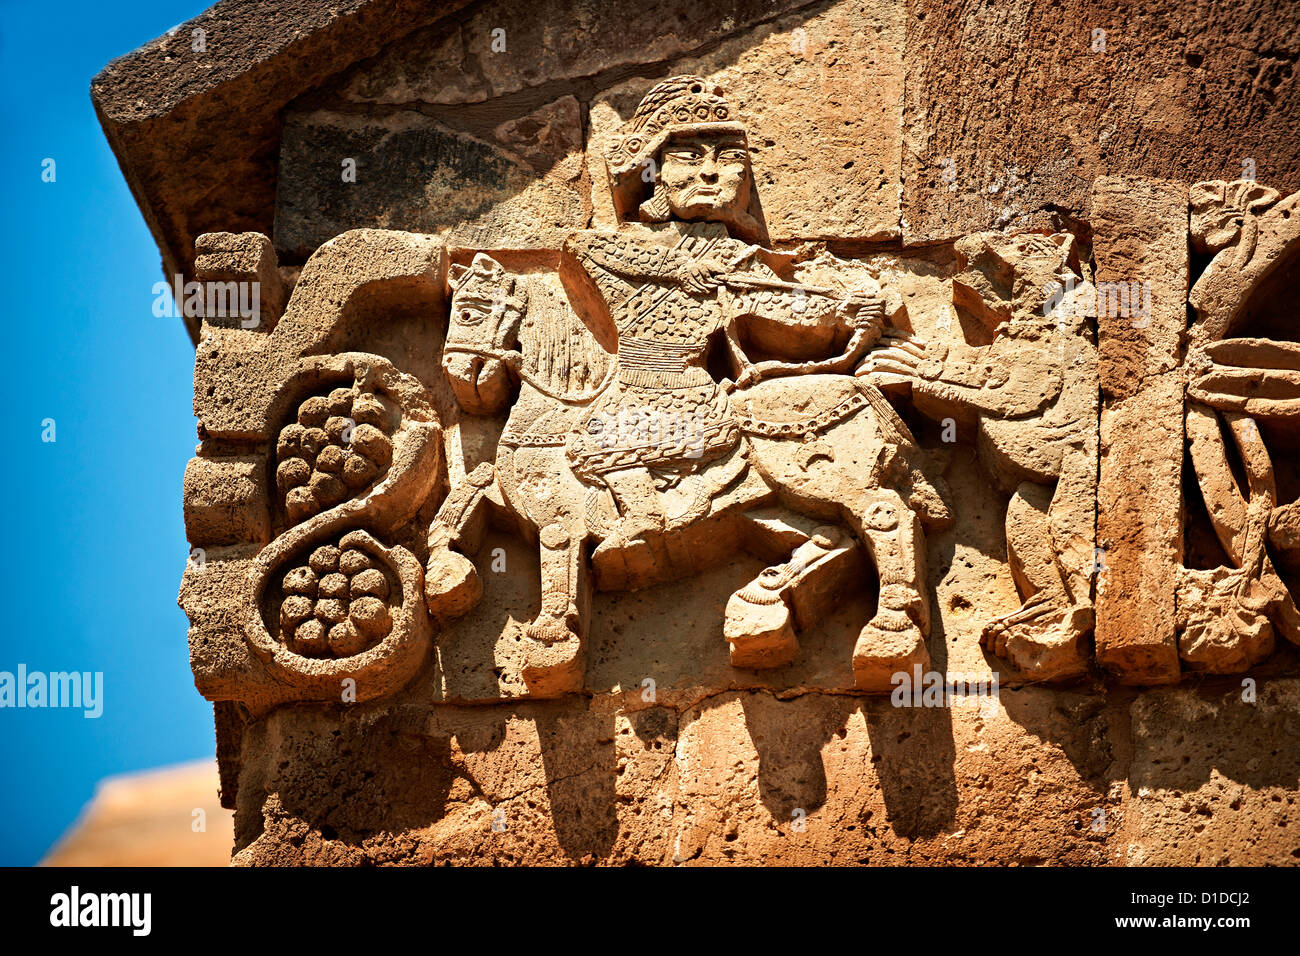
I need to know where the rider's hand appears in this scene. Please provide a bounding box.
[856,329,928,391]
[678,259,726,296]
[837,292,885,330]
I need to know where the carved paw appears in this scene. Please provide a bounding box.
[1176,567,1277,672]
[853,610,929,692]
[424,548,482,620]
[855,329,927,392]
[980,601,1092,681]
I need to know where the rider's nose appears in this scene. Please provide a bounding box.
[700,156,719,184]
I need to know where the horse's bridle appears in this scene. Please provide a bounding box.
[441,341,619,404]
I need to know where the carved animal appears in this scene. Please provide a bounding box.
[860,232,1098,680]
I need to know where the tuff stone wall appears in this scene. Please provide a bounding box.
[92,0,1300,864]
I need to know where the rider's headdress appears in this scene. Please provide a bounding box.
[605,75,748,222]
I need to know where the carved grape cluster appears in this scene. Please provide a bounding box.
[275,387,397,525]
[279,541,394,658]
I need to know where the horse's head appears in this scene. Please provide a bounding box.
[444,253,527,415]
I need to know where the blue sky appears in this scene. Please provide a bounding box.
[0,0,216,865]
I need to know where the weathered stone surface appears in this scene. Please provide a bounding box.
[226,680,1300,865]
[182,456,271,547]
[226,687,1113,864]
[1093,177,1186,684]
[321,0,816,107]
[275,98,589,257]
[1093,177,1188,396]
[1097,378,1184,682]
[901,0,1300,242]
[1124,682,1300,865]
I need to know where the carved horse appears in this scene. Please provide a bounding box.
[426,253,950,696]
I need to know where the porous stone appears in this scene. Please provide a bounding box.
[275,99,589,258]
[1093,176,1187,684]
[901,0,1300,242]
[86,0,1300,868]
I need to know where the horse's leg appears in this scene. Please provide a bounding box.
[741,427,931,688]
[603,466,665,539]
[845,489,932,692]
[519,518,590,697]
[424,462,496,621]
[725,520,856,668]
[590,466,671,586]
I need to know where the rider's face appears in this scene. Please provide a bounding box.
[659,133,751,223]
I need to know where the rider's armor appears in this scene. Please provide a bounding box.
[563,222,846,480]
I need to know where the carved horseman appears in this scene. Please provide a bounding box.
[562,75,881,551]
[427,75,951,695]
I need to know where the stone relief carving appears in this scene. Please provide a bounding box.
[425,76,949,696]
[1180,179,1300,672]
[178,77,1300,717]
[860,232,1099,681]
[275,385,398,525]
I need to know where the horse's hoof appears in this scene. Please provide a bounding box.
[519,621,585,698]
[980,602,1092,681]
[853,612,928,692]
[725,590,798,669]
[424,549,481,620]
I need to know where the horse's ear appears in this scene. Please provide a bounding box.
[448,263,469,291]
[470,252,503,278]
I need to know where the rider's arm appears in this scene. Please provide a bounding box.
[562,232,688,283]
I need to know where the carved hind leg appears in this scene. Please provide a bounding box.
[979,478,1092,681]
[518,520,590,697]
[424,463,495,620]
[847,491,932,692]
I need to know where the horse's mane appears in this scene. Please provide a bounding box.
[514,274,614,399]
